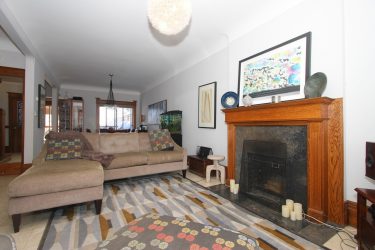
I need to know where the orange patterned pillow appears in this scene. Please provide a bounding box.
[148,129,174,151]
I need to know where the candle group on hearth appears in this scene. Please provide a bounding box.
[281,199,303,221]
[229,179,239,194]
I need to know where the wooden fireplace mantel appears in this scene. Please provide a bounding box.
[222,97,344,224]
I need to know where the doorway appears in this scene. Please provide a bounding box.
[8,92,22,153]
[0,66,25,174]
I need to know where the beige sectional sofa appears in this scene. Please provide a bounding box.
[8,132,187,232]
[90,132,187,181]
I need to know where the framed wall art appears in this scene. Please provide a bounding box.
[198,81,216,129]
[38,84,46,128]
[238,32,311,105]
[147,99,167,129]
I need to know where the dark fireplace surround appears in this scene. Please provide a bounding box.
[222,98,344,225]
[238,127,307,212]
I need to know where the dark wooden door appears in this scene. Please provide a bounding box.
[8,93,23,153]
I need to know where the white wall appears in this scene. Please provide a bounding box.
[142,50,229,158]
[60,85,141,132]
[0,49,24,69]
[142,0,345,164]
[343,0,375,201]
[23,56,48,163]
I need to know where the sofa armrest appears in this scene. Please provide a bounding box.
[173,141,188,169]
[32,143,47,166]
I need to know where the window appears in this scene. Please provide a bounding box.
[96,98,136,132]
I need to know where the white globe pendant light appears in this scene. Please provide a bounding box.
[148,0,192,35]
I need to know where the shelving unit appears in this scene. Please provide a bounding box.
[58,98,84,132]
[355,188,375,250]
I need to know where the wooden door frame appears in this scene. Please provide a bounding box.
[0,66,25,165]
[8,92,23,153]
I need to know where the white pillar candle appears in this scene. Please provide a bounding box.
[233,184,239,194]
[282,205,290,218]
[294,203,303,220]
[286,199,294,213]
[290,211,296,221]
[230,179,235,193]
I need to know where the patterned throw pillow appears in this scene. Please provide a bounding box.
[46,138,82,160]
[148,129,175,151]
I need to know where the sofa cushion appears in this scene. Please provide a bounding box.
[100,133,139,154]
[148,129,174,151]
[138,133,152,151]
[45,138,82,160]
[106,152,148,169]
[8,159,103,198]
[147,150,184,165]
[82,132,100,152]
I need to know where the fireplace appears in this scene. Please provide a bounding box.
[238,126,307,211]
[223,98,344,224]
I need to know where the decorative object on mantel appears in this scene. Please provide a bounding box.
[242,94,253,107]
[198,82,216,129]
[304,72,327,98]
[106,74,115,107]
[238,32,311,105]
[221,91,238,108]
[147,0,192,35]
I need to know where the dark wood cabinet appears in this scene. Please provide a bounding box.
[58,99,84,132]
[355,188,375,250]
[187,155,213,178]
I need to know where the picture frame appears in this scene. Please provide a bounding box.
[38,84,46,128]
[238,32,311,105]
[198,81,216,129]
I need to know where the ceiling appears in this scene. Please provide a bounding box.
[3,0,303,93]
[0,26,21,53]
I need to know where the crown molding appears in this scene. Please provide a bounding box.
[60,83,141,96]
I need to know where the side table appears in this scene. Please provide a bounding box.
[355,188,375,250]
[187,155,214,178]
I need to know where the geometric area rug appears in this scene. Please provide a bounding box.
[40,174,322,250]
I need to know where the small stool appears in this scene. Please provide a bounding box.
[206,155,225,184]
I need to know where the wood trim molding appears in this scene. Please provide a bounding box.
[222,97,344,225]
[327,99,345,224]
[21,163,32,173]
[0,66,24,78]
[0,163,31,175]
[345,200,357,228]
[0,66,25,165]
[0,163,22,175]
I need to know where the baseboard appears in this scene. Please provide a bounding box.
[345,200,357,228]
[21,163,32,172]
[0,162,22,175]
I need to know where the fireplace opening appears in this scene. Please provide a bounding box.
[240,140,287,210]
[237,126,307,212]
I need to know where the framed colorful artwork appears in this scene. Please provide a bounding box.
[238,32,311,105]
[198,81,216,129]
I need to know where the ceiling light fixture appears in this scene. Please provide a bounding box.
[106,74,115,106]
[147,0,192,35]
